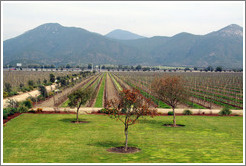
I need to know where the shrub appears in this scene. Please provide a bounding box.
[28,80,34,87]
[219,107,232,116]
[7,99,19,108]
[8,91,18,97]
[183,109,192,115]
[4,82,12,93]
[39,85,48,98]
[3,113,8,119]
[21,100,33,109]
[3,91,8,98]
[168,111,174,115]
[48,91,54,97]
[17,105,29,113]
[37,108,43,112]
[99,108,111,114]
[37,95,45,101]
[27,96,37,103]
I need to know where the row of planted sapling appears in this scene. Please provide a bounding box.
[3,70,89,98]
[112,73,172,108]
[114,72,207,109]
[113,71,243,110]
[111,73,159,108]
[32,71,96,107]
[86,73,104,107]
[60,73,102,107]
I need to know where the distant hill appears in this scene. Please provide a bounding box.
[3,23,243,68]
[3,23,147,66]
[105,29,146,40]
[119,24,243,68]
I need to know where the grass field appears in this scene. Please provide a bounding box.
[3,114,243,163]
[94,73,106,107]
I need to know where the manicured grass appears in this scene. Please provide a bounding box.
[94,73,106,107]
[3,114,243,163]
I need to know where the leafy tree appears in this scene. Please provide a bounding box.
[206,66,214,72]
[152,76,187,127]
[215,66,222,72]
[194,67,198,71]
[28,80,34,87]
[68,88,92,123]
[184,67,190,72]
[105,89,157,151]
[43,79,48,84]
[19,83,24,89]
[88,64,92,69]
[39,85,48,98]
[50,73,55,83]
[136,65,142,71]
[37,79,41,85]
[66,64,71,69]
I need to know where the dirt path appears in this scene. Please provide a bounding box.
[106,73,119,102]
[3,84,56,107]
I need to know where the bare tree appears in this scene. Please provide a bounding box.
[152,75,187,127]
[105,89,157,152]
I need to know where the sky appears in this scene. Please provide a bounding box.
[2,1,245,40]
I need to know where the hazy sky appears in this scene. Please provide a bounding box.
[2,1,245,40]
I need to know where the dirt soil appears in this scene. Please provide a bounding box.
[190,97,221,109]
[106,74,119,101]
[3,84,56,107]
[3,113,22,124]
[107,146,141,153]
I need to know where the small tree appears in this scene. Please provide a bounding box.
[152,76,187,126]
[4,83,12,93]
[105,89,157,152]
[68,88,92,123]
[28,80,34,87]
[215,66,222,72]
[136,65,142,71]
[39,85,48,98]
[50,73,55,83]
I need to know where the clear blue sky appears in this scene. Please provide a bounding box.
[2,1,244,40]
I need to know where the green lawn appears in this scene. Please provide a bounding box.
[3,114,243,163]
[94,73,106,107]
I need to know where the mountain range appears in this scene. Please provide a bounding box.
[3,23,243,68]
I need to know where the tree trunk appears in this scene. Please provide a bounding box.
[124,126,128,151]
[76,107,80,122]
[173,107,176,126]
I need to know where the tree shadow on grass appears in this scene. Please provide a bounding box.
[138,119,166,126]
[88,141,138,149]
[87,141,121,148]
[138,119,185,127]
[59,118,90,123]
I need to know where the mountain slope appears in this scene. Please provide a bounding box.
[3,23,243,68]
[105,29,145,40]
[3,23,148,66]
